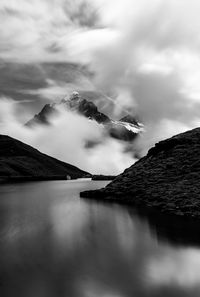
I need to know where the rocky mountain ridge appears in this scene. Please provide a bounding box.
[26,91,144,142]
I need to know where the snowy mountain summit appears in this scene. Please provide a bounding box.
[26,91,144,142]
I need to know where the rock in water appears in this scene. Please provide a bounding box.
[80,127,200,218]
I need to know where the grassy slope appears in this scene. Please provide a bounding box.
[0,135,89,179]
[81,127,200,218]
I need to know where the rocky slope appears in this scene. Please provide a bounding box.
[26,91,143,142]
[80,127,200,218]
[0,135,89,182]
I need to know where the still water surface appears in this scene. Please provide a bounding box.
[0,180,200,297]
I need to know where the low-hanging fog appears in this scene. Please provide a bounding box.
[1,0,200,173]
[0,97,134,174]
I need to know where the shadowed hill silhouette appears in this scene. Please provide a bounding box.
[0,135,89,182]
[81,127,200,218]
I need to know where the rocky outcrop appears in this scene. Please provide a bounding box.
[25,104,59,126]
[80,127,200,218]
[120,115,139,126]
[0,135,89,182]
[63,91,110,124]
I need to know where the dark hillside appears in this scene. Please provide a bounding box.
[81,127,200,218]
[0,135,89,182]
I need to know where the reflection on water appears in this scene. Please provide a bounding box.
[0,180,200,297]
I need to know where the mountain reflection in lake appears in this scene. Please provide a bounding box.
[0,180,200,297]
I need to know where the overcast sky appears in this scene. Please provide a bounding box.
[1,0,200,121]
[1,0,200,173]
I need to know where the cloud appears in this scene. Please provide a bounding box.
[0,0,100,63]
[84,0,200,153]
[2,0,200,167]
[0,97,134,174]
[21,78,95,101]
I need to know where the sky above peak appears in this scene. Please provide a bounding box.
[1,0,200,127]
[1,0,200,173]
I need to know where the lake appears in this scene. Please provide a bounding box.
[0,180,200,297]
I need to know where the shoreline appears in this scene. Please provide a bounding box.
[80,128,200,220]
[0,175,83,184]
[0,175,115,184]
[80,190,200,219]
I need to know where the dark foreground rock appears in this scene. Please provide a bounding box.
[0,135,89,182]
[80,127,200,218]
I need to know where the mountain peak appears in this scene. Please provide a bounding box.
[70,91,80,99]
[26,91,143,141]
[61,91,80,103]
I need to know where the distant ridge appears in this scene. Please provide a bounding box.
[0,135,89,182]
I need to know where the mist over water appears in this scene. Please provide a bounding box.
[1,180,200,297]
